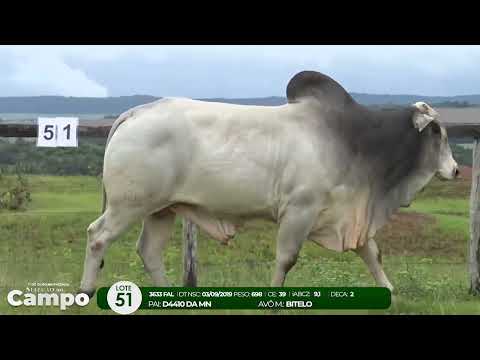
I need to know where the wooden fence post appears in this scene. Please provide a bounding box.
[469,137,480,295]
[182,219,198,287]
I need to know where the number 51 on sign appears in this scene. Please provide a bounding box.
[37,117,79,147]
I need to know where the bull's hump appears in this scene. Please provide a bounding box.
[286,71,356,107]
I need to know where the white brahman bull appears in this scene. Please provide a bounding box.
[78,71,458,296]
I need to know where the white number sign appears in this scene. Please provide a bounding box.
[37,117,78,147]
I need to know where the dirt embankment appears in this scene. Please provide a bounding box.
[375,211,465,259]
[458,165,472,180]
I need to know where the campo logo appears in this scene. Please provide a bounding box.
[7,290,90,310]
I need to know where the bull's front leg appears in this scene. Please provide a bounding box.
[354,238,394,292]
[271,203,318,287]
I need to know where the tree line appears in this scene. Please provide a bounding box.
[0,138,106,176]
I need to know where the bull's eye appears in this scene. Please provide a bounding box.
[431,123,441,135]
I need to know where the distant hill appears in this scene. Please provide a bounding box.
[0,93,479,115]
[0,95,158,115]
[351,94,480,106]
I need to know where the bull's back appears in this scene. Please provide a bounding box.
[103,98,319,217]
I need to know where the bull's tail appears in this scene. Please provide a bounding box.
[94,105,149,272]
[101,181,107,214]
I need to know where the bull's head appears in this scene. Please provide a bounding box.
[412,101,459,180]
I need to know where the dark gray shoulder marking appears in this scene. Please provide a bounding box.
[286,71,355,106]
[287,71,423,195]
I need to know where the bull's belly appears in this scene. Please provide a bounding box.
[168,173,277,245]
[170,190,275,221]
[167,193,275,246]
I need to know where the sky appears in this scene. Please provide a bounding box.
[0,45,480,98]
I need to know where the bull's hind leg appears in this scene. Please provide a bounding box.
[354,238,394,291]
[79,206,143,297]
[136,210,176,286]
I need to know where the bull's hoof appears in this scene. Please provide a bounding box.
[220,235,235,246]
[77,289,96,299]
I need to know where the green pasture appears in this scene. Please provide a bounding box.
[1,175,479,315]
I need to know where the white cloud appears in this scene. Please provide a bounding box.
[2,47,108,97]
[1,45,480,97]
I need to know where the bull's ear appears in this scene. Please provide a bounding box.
[411,102,439,132]
[412,113,436,132]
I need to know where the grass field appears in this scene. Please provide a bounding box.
[1,175,479,315]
